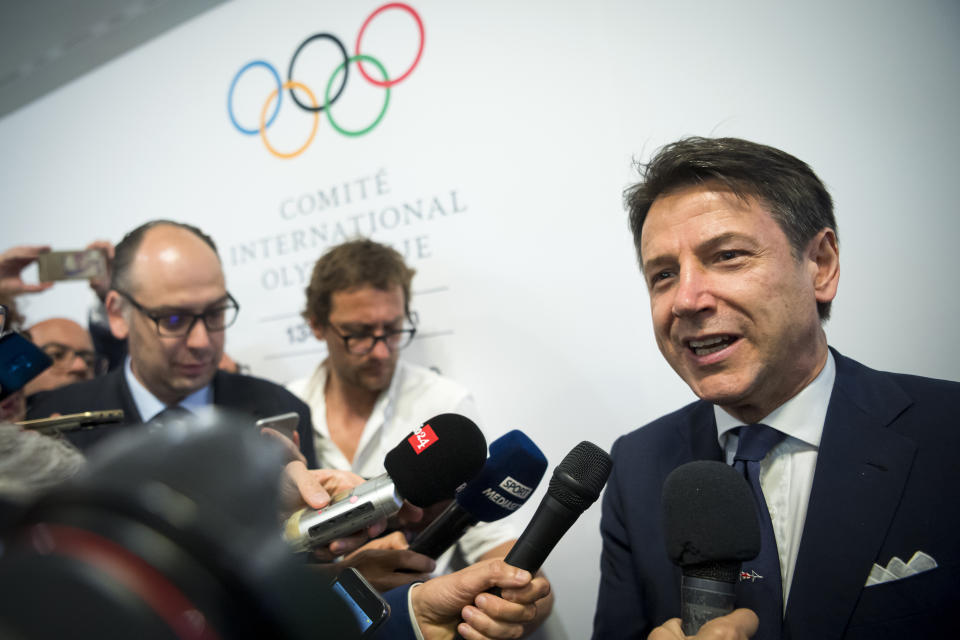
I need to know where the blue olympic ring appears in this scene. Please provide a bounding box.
[227,60,283,136]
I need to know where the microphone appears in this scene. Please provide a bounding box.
[409,430,548,558]
[661,460,761,635]
[451,440,612,640]
[283,413,487,551]
[503,440,612,573]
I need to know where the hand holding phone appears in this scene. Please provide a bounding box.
[37,249,107,282]
[0,245,54,295]
[255,411,299,439]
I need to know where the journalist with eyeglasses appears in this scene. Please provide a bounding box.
[284,239,554,635]
[25,220,317,466]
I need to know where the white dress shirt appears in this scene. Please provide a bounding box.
[287,359,517,573]
[124,356,213,421]
[714,350,836,609]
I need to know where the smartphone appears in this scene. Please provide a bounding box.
[331,567,390,638]
[18,409,125,435]
[0,332,53,400]
[255,411,299,439]
[37,249,107,282]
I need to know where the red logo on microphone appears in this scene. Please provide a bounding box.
[408,424,438,454]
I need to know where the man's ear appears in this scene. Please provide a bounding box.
[308,317,326,342]
[105,291,130,340]
[806,228,840,306]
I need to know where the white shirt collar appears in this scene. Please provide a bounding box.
[124,356,213,422]
[714,349,836,448]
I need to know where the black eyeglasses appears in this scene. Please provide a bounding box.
[329,314,417,355]
[40,343,108,376]
[115,290,240,337]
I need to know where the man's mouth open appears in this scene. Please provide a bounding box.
[687,335,739,357]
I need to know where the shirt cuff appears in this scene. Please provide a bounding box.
[408,582,427,640]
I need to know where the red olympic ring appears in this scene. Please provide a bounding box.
[355,3,425,88]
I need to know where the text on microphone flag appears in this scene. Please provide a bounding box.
[408,423,439,454]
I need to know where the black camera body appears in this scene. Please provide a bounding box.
[0,413,360,639]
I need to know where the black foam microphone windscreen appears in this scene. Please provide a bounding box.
[661,460,761,634]
[384,413,488,506]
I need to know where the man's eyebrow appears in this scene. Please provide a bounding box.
[697,231,756,253]
[641,231,756,272]
[152,295,232,313]
[640,253,674,275]
[339,316,406,331]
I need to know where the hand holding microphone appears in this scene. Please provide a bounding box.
[649,609,759,640]
[283,413,487,554]
[661,461,761,635]
[452,440,612,640]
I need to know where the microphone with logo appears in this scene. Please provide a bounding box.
[661,460,761,634]
[452,440,612,640]
[283,413,487,551]
[408,430,548,559]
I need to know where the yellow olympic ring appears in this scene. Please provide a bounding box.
[259,81,320,159]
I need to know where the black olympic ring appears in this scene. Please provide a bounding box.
[287,33,349,113]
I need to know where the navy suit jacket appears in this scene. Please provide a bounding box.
[593,349,959,638]
[26,367,317,468]
[377,584,418,639]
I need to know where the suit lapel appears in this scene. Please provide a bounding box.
[211,370,263,420]
[687,401,723,462]
[112,367,144,423]
[784,352,916,639]
[660,401,722,490]
[659,402,722,600]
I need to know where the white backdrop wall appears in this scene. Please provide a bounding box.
[3,1,959,637]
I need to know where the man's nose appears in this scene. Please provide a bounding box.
[671,266,717,318]
[369,335,392,359]
[68,353,90,375]
[185,318,213,349]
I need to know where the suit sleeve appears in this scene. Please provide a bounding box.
[592,437,653,639]
[374,584,419,640]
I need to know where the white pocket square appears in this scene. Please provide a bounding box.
[865,551,938,586]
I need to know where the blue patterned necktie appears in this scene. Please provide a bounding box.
[734,424,786,640]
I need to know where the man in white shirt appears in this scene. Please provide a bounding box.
[287,238,553,634]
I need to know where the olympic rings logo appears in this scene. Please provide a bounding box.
[227,3,424,159]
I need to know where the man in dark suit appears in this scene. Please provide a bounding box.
[592,137,958,638]
[26,220,316,467]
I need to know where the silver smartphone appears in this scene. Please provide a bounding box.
[254,411,299,439]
